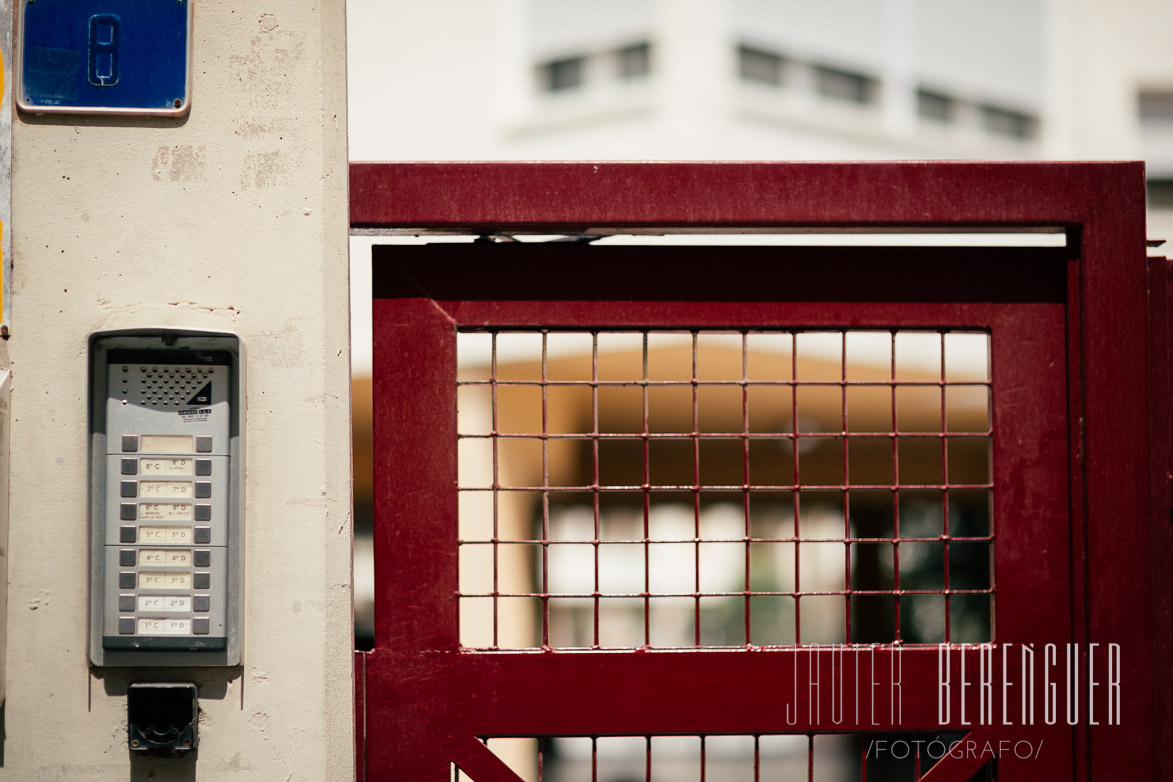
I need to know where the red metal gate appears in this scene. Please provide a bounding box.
[352,163,1167,782]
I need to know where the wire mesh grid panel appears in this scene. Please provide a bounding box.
[456,329,993,651]
[451,733,995,782]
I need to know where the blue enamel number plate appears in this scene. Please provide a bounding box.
[19,0,192,115]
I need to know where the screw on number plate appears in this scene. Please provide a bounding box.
[131,740,140,748]
[173,99,183,108]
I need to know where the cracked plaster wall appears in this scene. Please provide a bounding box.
[0,1,351,779]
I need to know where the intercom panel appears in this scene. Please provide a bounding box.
[89,330,243,667]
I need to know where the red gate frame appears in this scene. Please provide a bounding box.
[350,162,1167,782]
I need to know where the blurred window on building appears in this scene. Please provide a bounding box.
[1139,89,1173,178]
[1150,180,1173,210]
[813,64,877,105]
[979,104,1036,140]
[541,55,587,93]
[616,41,651,80]
[737,44,784,86]
[916,88,954,123]
[1139,90,1173,123]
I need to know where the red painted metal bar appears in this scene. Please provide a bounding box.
[1147,256,1173,782]
[988,308,1070,651]
[350,161,1140,231]
[1075,183,1152,782]
[937,335,950,644]
[369,245,1066,304]
[368,648,1069,735]
[372,296,459,651]
[841,335,852,644]
[354,650,367,782]
[889,336,901,645]
[452,737,526,782]
[918,729,995,782]
[1062,242,1090,782]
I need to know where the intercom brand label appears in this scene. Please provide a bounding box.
[176,379,212,422]
[186,381,211,406]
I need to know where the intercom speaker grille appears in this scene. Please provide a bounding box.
[122,364,213,408]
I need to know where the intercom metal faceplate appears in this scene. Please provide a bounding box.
[89,330,243,667]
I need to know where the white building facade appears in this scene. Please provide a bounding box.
[349,0,1173,238]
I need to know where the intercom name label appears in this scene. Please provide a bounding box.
[138,526,193,544]
[138,504,194,521]
[139,481,193,499]
[140,458,193,475]
[138,549,191,566]
[136,618,191,635]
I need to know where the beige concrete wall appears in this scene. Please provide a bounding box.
[0,2,351,779]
